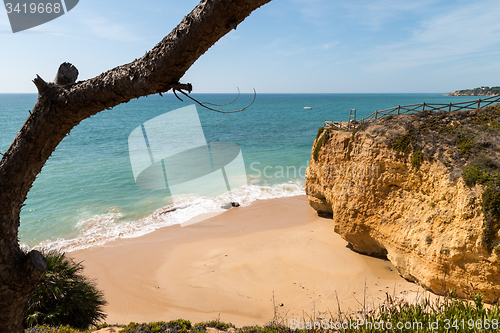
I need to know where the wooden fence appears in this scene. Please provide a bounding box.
[324,95,500,130]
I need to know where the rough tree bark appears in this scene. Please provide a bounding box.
[0,0,271,331]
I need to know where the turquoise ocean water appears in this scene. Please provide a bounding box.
[0,93,476,251]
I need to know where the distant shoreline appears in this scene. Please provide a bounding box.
[449,86,500,96]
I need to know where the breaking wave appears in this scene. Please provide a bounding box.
[32,182,305,252]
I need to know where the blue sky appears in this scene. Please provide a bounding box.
[1,0,499,93]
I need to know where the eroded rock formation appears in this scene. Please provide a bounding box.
[306,105,500,301]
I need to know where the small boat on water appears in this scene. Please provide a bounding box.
[303,106,312,110]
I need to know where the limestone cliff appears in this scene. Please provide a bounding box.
[306,105,500,301]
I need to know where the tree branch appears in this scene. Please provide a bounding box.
[0,0,271,296]
[53,62,79,85]
[32,75,48,93]
[172,82,193,93]
[0,2,273,330]
[0,0,271,246]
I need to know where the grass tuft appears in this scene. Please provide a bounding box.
[392,133,413,155]
[456,133,476,155]
[411,150,424,170]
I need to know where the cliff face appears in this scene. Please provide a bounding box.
[306,105,500,301]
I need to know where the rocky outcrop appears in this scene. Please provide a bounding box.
[306,105,500,301]
[449,87,500,96]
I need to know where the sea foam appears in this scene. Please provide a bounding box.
[32,182,305,252]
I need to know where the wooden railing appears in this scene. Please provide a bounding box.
[324,95,500,130]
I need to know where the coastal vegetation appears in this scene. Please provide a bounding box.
[449,86,500,96]
[389,104,500,165]
[410,150,424,169]
[24,251,106,329]
[313,134,326,162]
[24,292,500,332]
[391,132,413,155]
[316,127,324,140]
[463,162,500,250]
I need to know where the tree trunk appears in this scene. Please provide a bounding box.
[0,0,270,331]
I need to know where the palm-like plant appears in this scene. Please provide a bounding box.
[24,251,107,329]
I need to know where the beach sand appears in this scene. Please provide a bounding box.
[71,196,426,327]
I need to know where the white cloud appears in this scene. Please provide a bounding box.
[290,0,338,26]
[362,1,500,71]
[76,12,141,42]
[291,0,433,29]
[321,41,339,50]
[341,0,434,30]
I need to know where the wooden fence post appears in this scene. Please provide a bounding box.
[422,102,425,112]
[478,99,481,109]
[397,105,400,115]
[375,110,378,119]
[449,103,452,112]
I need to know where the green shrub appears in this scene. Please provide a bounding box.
[437,123,460,135]
[24,251,106,330]
[411,150,424,169]
[313,134,326,162]
[462,166,492,186]
[471,104,500,130]
[462,166,500,200]
[483,187,500,220]
[392,132,412,155]
[23,325,84,333]
[315,127,324,140]
[462,165,500,251]
[456,133,475,155]
[194,320,234,330]
[121,320,192,333]
[470,155,500,173]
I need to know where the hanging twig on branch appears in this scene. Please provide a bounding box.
[172,83,256,113]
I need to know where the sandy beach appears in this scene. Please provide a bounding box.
[71,196,426,327]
